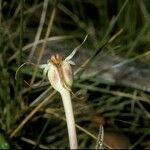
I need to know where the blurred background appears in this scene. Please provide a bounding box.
[0,0,150,149]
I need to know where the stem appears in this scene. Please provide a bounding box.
[60,89,78,149]
[19,0,23,65]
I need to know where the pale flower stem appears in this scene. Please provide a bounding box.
[60,89,78,149]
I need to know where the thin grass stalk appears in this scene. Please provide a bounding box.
[30,0,57,86]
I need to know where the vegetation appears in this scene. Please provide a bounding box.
[0,0,150,149]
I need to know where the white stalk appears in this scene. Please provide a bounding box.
[60,89,78,149]
[42,35,88,148]
[47,54,78,149]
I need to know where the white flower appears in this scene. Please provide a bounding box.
[39,48,77,93]
[39,34,88,93]
[39,35,88,149]
[47,54,73,93]
[40,51,78,149]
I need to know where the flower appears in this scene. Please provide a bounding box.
[47,54,73,93]
[40,34,88,93]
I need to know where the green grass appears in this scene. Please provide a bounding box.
[0,0,150,149]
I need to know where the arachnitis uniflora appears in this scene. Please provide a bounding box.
[40,35,88,149]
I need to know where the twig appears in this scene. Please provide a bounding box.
[10,91,56,138]
[28,0,49,60]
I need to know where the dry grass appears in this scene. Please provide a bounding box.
[0,0,150,149]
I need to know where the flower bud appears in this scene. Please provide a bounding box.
[47,54,73,93]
